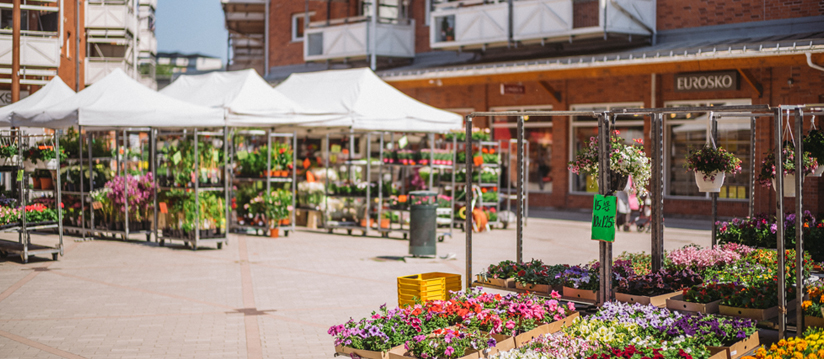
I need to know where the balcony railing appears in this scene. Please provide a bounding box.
[0,33,60,68]
[86,58,134,85]
[304,17,415,62]
[139,31,157,54]
[430,0,654,49]
[87,3,137,34]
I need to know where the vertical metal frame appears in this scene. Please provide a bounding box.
[55,130,64,255]
[597,112,613,304]
[464,115,473,289]
[516,115,524,263]
[78,126,86,241]
[651,112,665,272]
[748,116,756,217]
[194,128,200,250]
[774,107,786,338]
[794,107,805,332]
[710,114,718,246]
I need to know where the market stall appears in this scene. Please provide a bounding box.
[160,70,300,238]
[12,69,224,249]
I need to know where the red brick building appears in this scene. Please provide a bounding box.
[223,0,824,218]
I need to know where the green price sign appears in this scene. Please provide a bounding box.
[236,150,248,160]
[172,151,182,165]
[591,194,617,242]
[16,169,23,182]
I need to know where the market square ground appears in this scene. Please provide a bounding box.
[0,217,713,359]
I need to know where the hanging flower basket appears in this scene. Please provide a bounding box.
[804,129,824,177]
[771,173,798,197]
[685,146,741,193]
[756,144,817,197]
[568,131,651,194]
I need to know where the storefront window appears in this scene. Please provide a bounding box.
[665,100,752,200]
[491,107,552,193]
[569,103,644,194]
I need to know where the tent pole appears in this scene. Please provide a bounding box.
[465,115,473,289]
[651,113,664,272]
[79,126,86,240]
[598,112,613,304]
[775,107,786,338]
[794,107,804,333]
[711,113,718,247]
[370,0,378,70]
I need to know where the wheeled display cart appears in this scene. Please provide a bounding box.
[154,127,230,250]
[230,130,297,237]
[322,131,376,236]
[0,129,64,263]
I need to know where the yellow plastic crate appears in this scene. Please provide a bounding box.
[397,272,462,307]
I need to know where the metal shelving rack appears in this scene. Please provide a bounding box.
[503,138,529,229]
[155,127,230,251]
[322,132,374,236]
[62,127,154,241]
[229,129,297,236]
[375,132,455,241]
[0,130,63,263]
[454,140,502,229]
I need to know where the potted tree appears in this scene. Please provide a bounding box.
[756,144,818,197]
[804,129,824,177]
[685,145,742,192]
[568,131,651,193]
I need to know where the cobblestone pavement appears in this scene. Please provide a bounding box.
[0,218,711,359]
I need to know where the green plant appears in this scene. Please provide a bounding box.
[756,144,818,186]
[685,145,742,177]
[804,129,824,164]
[0,144,18,159]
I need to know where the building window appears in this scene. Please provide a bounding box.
[292,12,314,42]
[569,103,645,194]
[491,106,553,193]
[664,99,752,200]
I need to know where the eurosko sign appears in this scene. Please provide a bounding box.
[674,71,739,92]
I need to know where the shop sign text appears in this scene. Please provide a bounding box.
[674,71,738,92]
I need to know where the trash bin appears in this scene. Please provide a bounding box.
[409,191,437,257]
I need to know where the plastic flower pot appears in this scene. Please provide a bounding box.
[380,218,390,228]
[695,171,725,192]
[813,165,824,177]
[269,228,279,238]
[40,177,53,190]
[32,177,41,189]
[771,173,801,197]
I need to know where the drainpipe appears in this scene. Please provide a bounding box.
[264,0,269,76]
[75,0,80,91]
[370,0,377,70]
[807,53,824,72]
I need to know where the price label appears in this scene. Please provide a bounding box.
[172,151,182,165]
[92,201,103,210]
[398,136,408,149]
[331,144,341,153]
[159,202,168,214]
[16,169,23,182]
[237,150,248,160]
[212,149,219,163]
[591,194,617,242]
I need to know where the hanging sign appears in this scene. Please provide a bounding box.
[500,84,525,95]
[159,202,168,214]
[674,71,739,92]
[331,144,341,153]
[591,194,617,242]
[92,201,103,210]
[16,169,23,182]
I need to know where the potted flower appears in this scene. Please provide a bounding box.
[568,131,651,194]
[513,259,566,294]
[477,260,519,288]
[0,143,18,166]
[264,188,292,238]
[803,281,824,330]
[756,144,818,197]
[804,129,824,177]
[667,282,731,314]
[685,145,742,192]
[393,326,497,359]
[615,268,703,307]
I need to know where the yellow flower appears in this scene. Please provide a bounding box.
[805,301,814,310]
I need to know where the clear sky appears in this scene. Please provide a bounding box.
[155,0,228,63]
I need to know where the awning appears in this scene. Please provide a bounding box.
[13,69,224,129]
[160,69,305,126]
[273,68,462,133]
[0,77,74,125]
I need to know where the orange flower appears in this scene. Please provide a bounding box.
[398,195,407,203]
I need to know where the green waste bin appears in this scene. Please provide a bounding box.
[409,191,437,257]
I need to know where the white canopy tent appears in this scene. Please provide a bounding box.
[0,77,75,125]
[160,69,305,126]
[13,69,224,129]
[274,68,462,133]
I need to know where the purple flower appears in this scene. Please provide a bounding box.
[444,346,454,356]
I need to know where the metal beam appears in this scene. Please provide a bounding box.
[537,81,562,103]
[651,113,664,271]
[738,68,763,98]
[795,107,805,334]
[775,107,786,338]
[11,0,20,102]
[465,115,473,289]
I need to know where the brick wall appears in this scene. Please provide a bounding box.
[573,0,600,28]
[58,0,85,91]
[401,64,824,218]
[657,0,824,31]
[268,0,356,68]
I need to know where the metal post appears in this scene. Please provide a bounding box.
[19,130,26,246]
[516,116,524,263]
[651,113,664,272]
[749,116,756,217]
[264,0,270,76]
[123,130,129,238]
[79,126,86,240]
[324,134,329,227]
[598,112,613,304]
[291,132,297,234]
[56,130,64,255]
[194,129,200,250]
[224,126,230,244]
[365,133,371,234]
[465,116,473,289]
[88,132,94,235]
[75,0,80,91]
[152,129,158,242]
[795,107,804,333]
[428,133,434,189]
[378,134,384,235]
[11,0,20,103]
[711,114,718,246]
[266,129,272,195]
[775,107,786,338]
